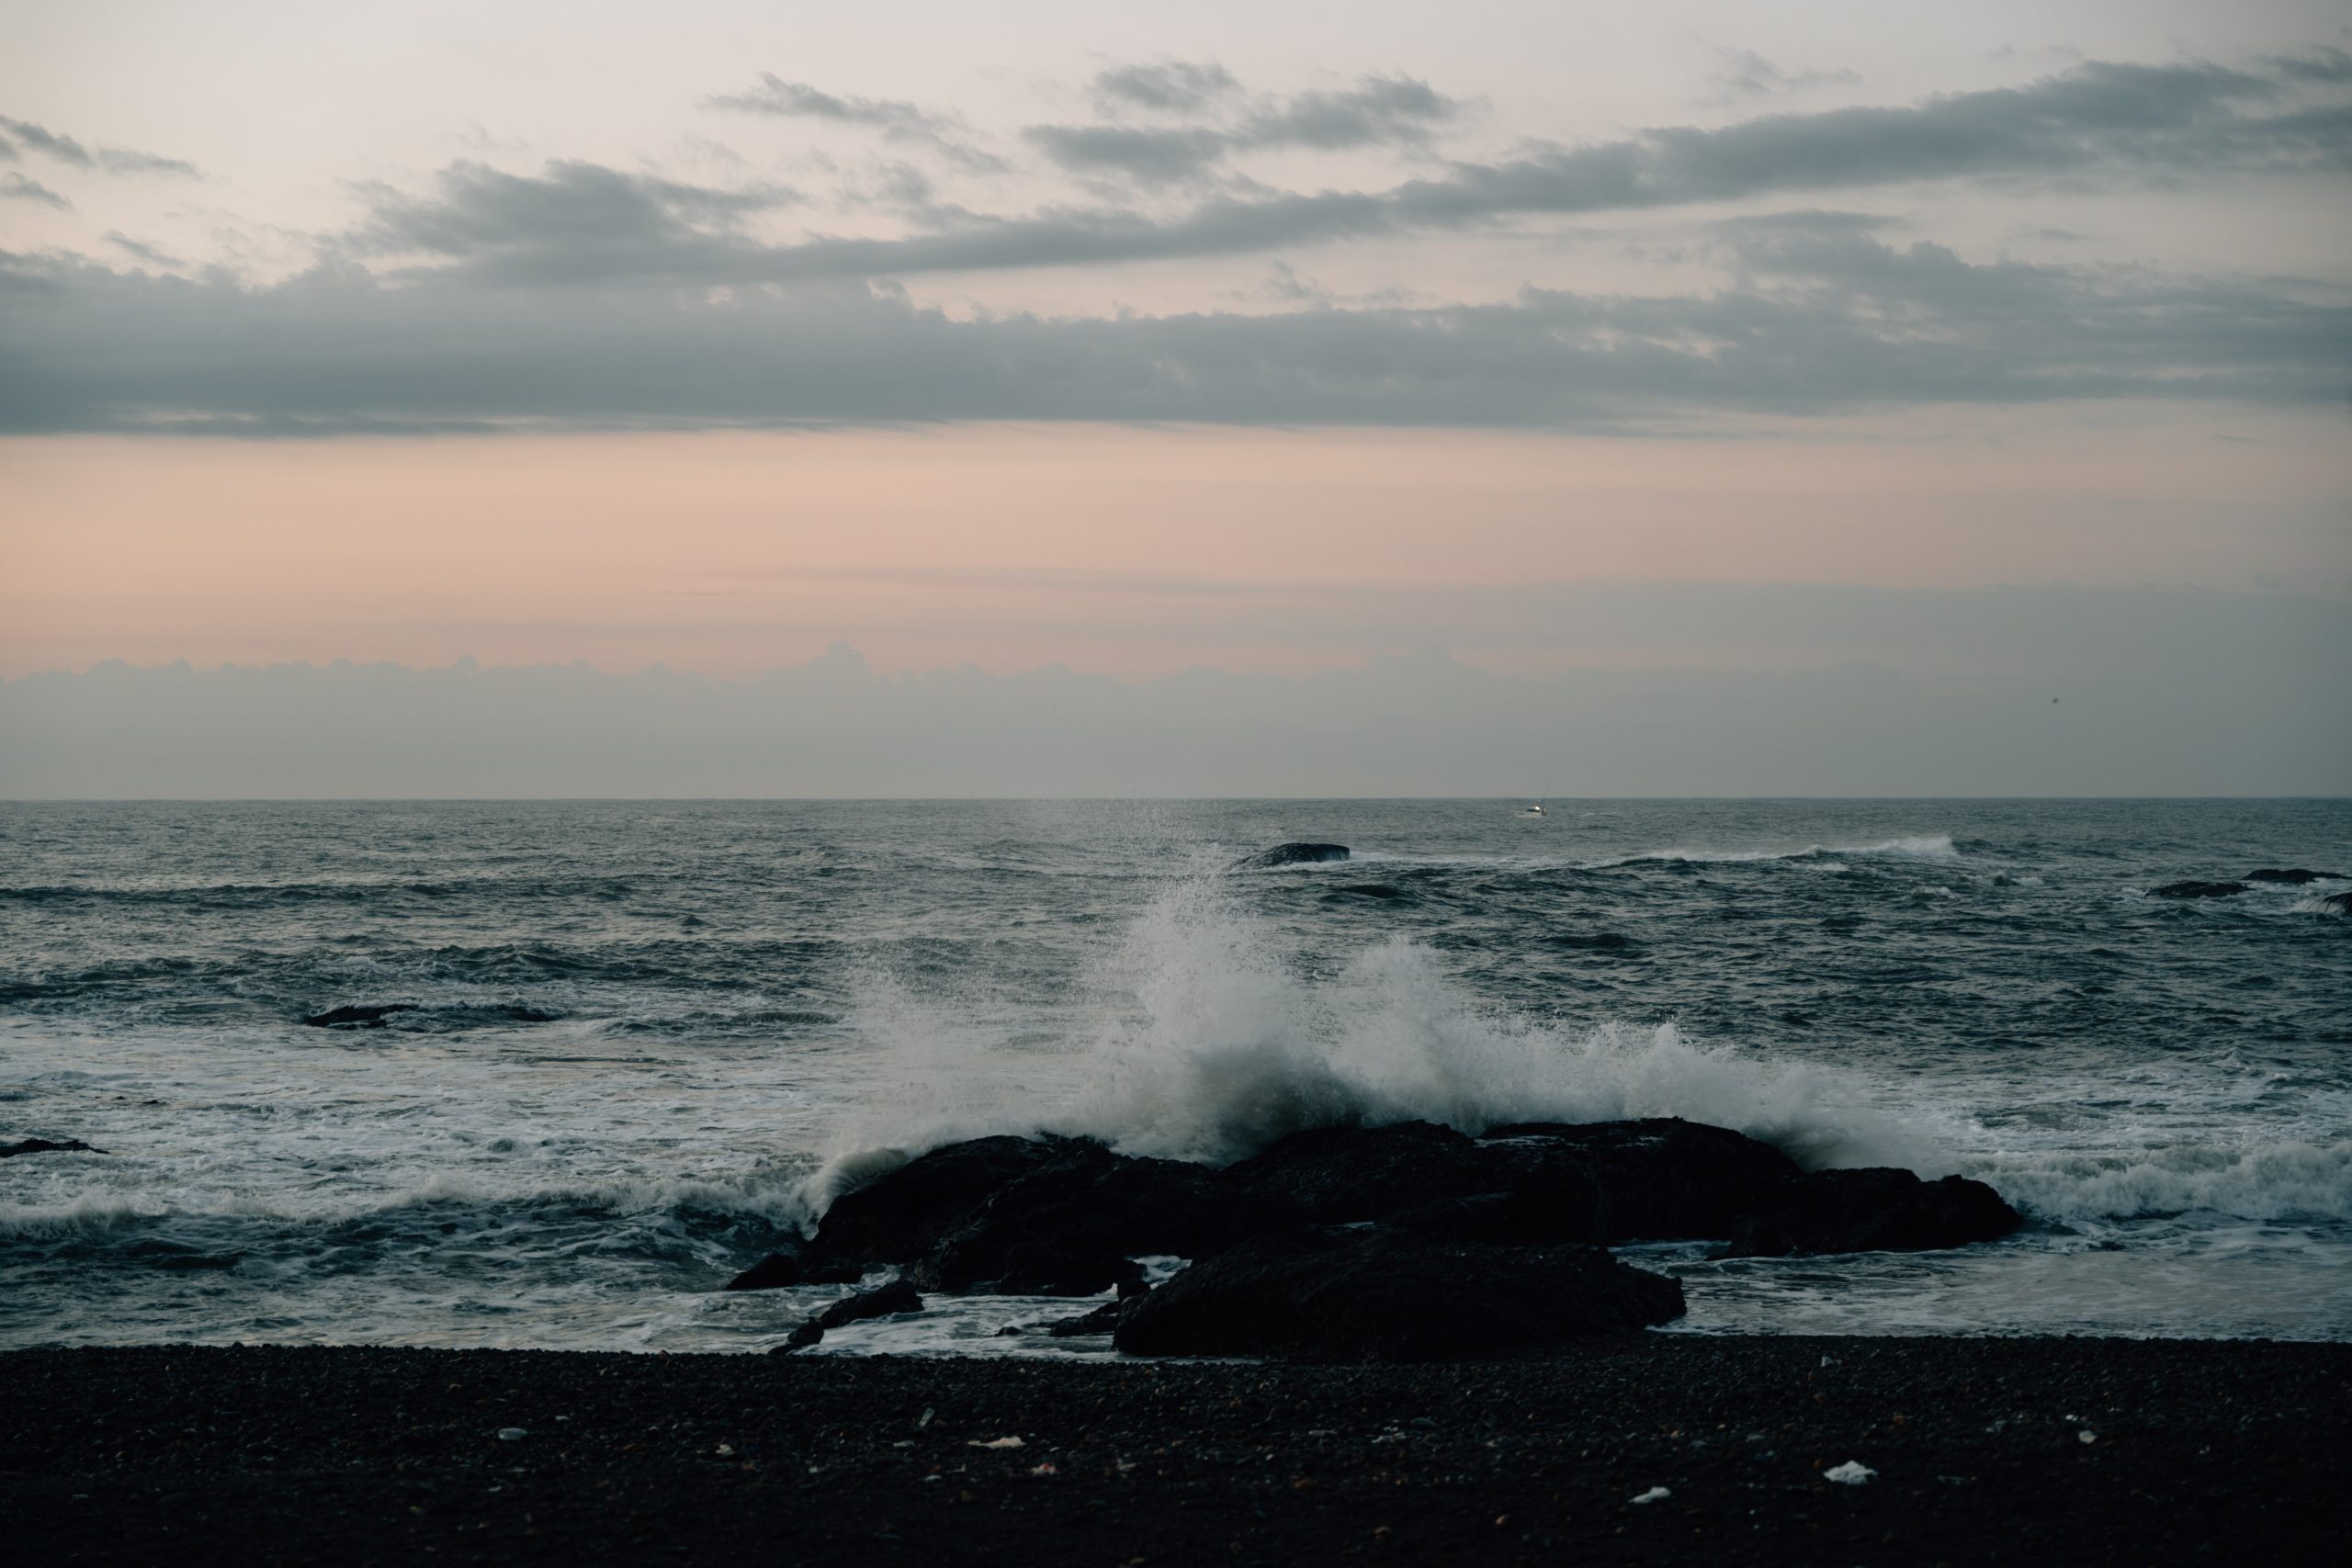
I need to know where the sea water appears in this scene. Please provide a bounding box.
[2,799,2346,1353]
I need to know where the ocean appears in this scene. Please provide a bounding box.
[3,799,2346,1354]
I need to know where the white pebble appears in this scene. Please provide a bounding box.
[1629,1485,1671,1505]
[1824,1461,1876,1484]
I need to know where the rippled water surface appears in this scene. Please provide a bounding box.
[3,799,2346,1351]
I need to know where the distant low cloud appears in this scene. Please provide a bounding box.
[5,215,2342,434]
[0,114,198,177]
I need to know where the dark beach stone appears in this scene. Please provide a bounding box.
[0,1137,104,1159]
[301,1002,421,1028]
[722,1249,864,1292]
[2148,881,2248,899]
[812,1135,1067,1264]
[1477,1120,1806,1243]
[1112,1226,1683,1360]
[2244,869,2341,885]
[1235,842,1351,870]
[1714,1168,2023,1258]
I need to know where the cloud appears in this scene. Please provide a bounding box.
[1235,74,1463,150]
[345,159,800,279]
[5,220,2343,434]
[104,231,184,267]
[1710,48,1861,101]
[703,73,1000,169]
[1,173,70,209]
[537,52,2351,283]
[0,115,198,176]
[1029,71,1465,185]
[1022,123,1229,185]
[1093,60,1241,113]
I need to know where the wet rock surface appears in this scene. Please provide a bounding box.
[1235,841,1351,869]
[2148,880,2249,899]
[300,1003,421,1028]
[1113,1226,1685,1359]
[1714,1168,2023,1258]
[3,1339,2340,1566]
[0,1137,105,1159]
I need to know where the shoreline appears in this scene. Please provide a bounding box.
[6,1336,2342,1564]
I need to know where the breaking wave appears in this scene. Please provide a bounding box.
[1589,834,1962,868]
[823,871,1941,1190]
[1984,1140,2352,1225]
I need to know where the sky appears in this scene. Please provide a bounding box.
[1,2,2347,793]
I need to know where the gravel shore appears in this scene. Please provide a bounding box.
[4,1337,2341,1564]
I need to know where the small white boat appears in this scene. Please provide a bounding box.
[1519,803,1547,818]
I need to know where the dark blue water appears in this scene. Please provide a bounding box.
[3,800,2346,1351]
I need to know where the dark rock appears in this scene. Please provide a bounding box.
[913,1140,1257,1294]
[773,1279,927,1353]
[301,1003,421,1028]
[2148,881,2248,899]
[722,1250,864,1292]
[1235,842,1351,870]
[1044,1300,1129,1337]
[1113,1226,1683,1359]
[812,1135,1066,1264]
[0,1137,104,1159]
[1220,1122,1503,1226]
[2245,869,2342,885]
[1715,1168,2023,1258]
[1478,1120,1805,1243]
[814,1279,923,1327]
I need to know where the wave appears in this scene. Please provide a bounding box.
[1982,1140,2352,1224]
[1589,834,1961,869]
[816,871,1942,1200]
[0,1163,822,1242]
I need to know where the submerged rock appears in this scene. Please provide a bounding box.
[2245,868,2342,885]
[2148,881,2248,899]
[0,1137,105,1159]
[1235,842,1351,869]
[301,1002,421,1028]
[1113,1226,1683,1359]
[1714,1168,2022,1258]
